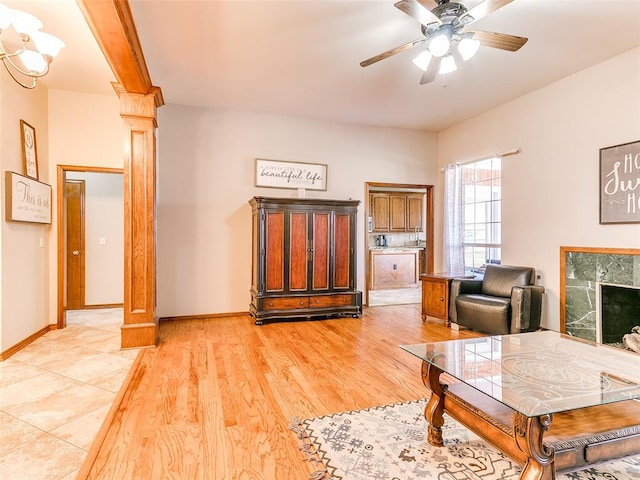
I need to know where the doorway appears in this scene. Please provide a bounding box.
[57,165,124,328]
[364,182,434,307]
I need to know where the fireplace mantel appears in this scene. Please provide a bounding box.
[560,246,640,341]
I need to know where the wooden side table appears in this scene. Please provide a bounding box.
[420,273,470,325]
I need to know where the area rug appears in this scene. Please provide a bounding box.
[290,399,640,480]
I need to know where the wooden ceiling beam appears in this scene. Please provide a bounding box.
[76,0,163,105]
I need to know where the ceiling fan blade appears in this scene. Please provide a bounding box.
[420,56,441,85]
[360,38,426,67]
[394,0,441,27]
[460,0,514,25]
[469,30,528,52]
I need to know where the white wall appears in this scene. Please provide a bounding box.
[0,76,50,352]
[437,47,640,331]
[66,172,124,305]
[157,107,438,317]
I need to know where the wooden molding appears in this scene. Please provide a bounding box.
[76,0,158,96]
[121,321,158,349]
[115,88,160,348]
[1,325,53,360]
[559,246,640,332]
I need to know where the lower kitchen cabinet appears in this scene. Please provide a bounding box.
[369,249,420,290]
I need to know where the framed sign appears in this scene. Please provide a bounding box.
[600,140,640,224]
[255,159,327,191]
[5,171,52,224]
[20,120,39,180]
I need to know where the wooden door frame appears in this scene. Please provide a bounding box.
[364,182,434,307]
[57,165,124,328]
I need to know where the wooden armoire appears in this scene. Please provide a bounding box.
[249,196,361,325]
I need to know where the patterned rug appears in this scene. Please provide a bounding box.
[290,399,640,480]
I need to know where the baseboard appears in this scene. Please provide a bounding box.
[160,311,249,322]
[1,324,55,361]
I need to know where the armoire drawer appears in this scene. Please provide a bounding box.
[309,294,352,307]
[263,297,309,310]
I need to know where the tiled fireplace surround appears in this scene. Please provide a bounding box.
[561,246,640,341]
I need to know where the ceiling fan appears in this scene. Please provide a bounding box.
[360,0,528,85]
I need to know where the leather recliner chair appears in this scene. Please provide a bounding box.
[449,265,544,335]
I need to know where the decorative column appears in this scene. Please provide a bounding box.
[114,84,162,348]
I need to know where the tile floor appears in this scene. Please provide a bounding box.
[0,308,139,480]
[368,287,422,306]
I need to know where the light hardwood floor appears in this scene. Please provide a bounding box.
[79,304,482,479]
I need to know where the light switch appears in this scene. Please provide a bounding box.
[39,237,44,248]
[99,237,106,246]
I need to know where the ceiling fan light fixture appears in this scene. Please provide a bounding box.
[412,50,432,72]
[439,55,457,74]
[458,36,480,61]
[428,33,449,57]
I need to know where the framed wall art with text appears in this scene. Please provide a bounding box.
[600,140,640,224]
[255,159,327,191]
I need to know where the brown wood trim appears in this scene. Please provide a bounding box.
[76,348,144,479]
[116,90,162,348]
[56,166,124,328]
[159,312,250,322]
[559,246,640,333]
[1,325,54,360]
[425,185,434,274]
[76,0,163,104]
[367,182,430,190]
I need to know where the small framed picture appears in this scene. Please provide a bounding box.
[20,120,39,180]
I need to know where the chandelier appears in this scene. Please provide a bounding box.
[0,3,65,89]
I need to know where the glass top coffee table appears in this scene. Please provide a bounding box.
[401,331,640,480]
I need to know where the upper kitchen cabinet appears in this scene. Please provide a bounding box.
[389,195,408,231]
[370,192,424,233]
[370,193,390,232]
[406,194,424,232]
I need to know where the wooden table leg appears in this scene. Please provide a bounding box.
[514,412,555,480]
[421,360,445,446]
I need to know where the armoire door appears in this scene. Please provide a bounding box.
[333,211,353,290]
[264,210,285,293]
[311,211,330,291]
[288,211,309,292]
